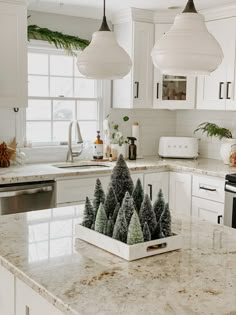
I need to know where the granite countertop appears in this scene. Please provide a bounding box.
[0,156,233,184]
[0,205,236,315]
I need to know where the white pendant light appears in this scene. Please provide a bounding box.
[77,0,132,80]
[151,0,224,76]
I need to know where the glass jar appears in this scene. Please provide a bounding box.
[229,144,236,167]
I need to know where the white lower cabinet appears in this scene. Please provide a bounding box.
[16,278,64,315]
[169,172,192,215]
[144,172,169,202]
[192,196,224,225]
[0,264,15,315]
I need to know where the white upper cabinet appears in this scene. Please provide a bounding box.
[112,21,154,109]
[197,17,236,110]
[0,1,27,108]
[153,24,196,110]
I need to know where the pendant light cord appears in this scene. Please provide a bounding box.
[182,0,197,13]
[99,0,111,31]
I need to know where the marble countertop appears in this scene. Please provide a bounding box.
[0,205,236,315]
[0,157,233,184]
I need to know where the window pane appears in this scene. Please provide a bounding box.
[53,100,75,120]
[50,55,73,76]
[74,78,96,98]
[28,76,49,97]
[27,100,51,120]
[77,101,98,120]
[28,53,48,75]
[50,77,73,97]
[79,121,97,141]
[26,122,51,142]
[53,121,70,142]
[74,55,84,77]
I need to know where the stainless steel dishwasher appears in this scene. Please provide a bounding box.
[0,181,56,215]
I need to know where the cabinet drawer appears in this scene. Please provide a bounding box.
[192,175,225,203]
[56,176,110,204]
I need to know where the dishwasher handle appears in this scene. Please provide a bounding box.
[0,186,53,198]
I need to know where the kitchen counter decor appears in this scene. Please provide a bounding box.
[0,142,10,168]
[76,154,182,260]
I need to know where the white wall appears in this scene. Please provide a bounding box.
[176,110,236,160]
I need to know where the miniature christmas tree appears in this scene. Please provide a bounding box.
[81,197,94,229]
[104,185,118,219]
[93,178,105,220]
[143,222,151,242]
[139,194,157,236]
[94,203,107,234]
[110,154,134,204]
[161,203,172,237]
[106,216,115,237]
[121,192,135,226]
[112,202,120,223]
[127,211,144,245]
[132,178,144,213]
[153,189,166,239]
[112,208,128,243]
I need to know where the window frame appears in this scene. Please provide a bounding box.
[25,42,103,147]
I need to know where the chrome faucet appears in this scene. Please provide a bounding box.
[66,121,83,162]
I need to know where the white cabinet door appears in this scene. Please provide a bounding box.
[112,21,154,109]
[0,2,27,108]
[16,279,64,315]
[0,265,15,315]
[192,196,224,224]
[153,24,196,109]
[144,172,169,203]
[197,17,236,110]
[169,172,192,215]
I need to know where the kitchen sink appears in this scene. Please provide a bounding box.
[52,163,111,170]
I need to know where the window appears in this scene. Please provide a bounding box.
[26,47,102,145]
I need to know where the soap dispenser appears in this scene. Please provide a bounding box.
[127,137,137,160]
[93,131,103,160]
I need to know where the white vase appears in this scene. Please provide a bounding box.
[220,139,236,165]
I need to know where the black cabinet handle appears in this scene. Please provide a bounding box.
[226,82,232,99]
[219,82,224,99]
[134,81,139,99]
[156,83,159,99]
[217,215,223,224]
[199,186,217,192]
[148,184,153,201]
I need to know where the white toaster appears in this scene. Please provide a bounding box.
[158,137,199,159]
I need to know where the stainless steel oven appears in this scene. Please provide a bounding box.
[224,174,236,228]
[0,181,55,215]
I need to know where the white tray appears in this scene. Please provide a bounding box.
[75,224,182,261]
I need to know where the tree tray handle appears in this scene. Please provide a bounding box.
[147,242,167,252]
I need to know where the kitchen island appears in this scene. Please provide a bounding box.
[0,205,236,315]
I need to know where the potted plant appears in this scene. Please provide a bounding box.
[109,116,130,159]
[194,122,236,164]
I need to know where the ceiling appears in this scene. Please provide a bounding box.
[28,0,236,19]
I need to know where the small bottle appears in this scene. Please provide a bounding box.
[109,153,113,162]
[93,131,103,160]
[127,137,137,160]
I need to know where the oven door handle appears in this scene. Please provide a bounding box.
[0,186,53,198]
[225,184,236,193]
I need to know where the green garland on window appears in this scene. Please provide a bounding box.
[28,24,90,55]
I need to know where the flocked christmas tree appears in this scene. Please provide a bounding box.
[161,203,172,237]
[153,189,166,238]
[143,221,151,242]
[121,192,135,226]
[81,197,94,229]
[95,203,107,234]
[132,178,144,213]
[112,202,120,223]
[104,185,118,219]
[93,178,105,220]
[112,207,128,243]
[139,194,157,236]
[110,154,134,204]
[106,216,115,237]
[127,210,144,245]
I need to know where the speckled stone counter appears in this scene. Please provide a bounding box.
[0,157,233,184]
[0,205,236,315]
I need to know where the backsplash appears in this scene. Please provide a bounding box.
[176,110,236,160]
